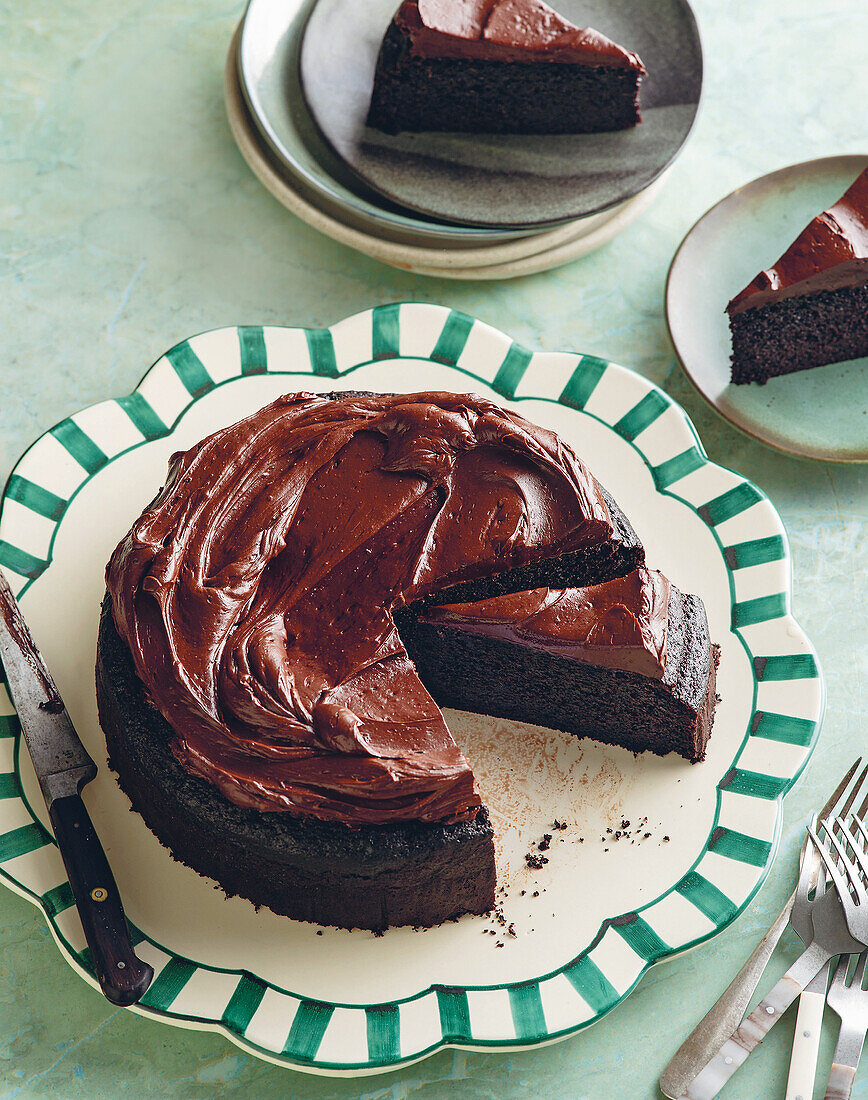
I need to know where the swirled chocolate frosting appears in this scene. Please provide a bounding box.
[106,391,615,826]
[395,0,645,70]
[728,167,868,315]
[420,568,670,678]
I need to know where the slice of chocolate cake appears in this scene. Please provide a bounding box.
[727,166,868,384]
[401,569,719,764]
[96,390,717,932]
[367,0,646,135]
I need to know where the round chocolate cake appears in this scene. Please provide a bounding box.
[96,390,718,930]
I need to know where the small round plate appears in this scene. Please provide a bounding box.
[666,155,868,464]
[226,42,671,278]
[237,0,532,245]
[299,0,702,229]
[0,305,821,1075]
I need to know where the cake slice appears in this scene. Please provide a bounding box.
[402,568,719,764]
[367,0,646,135]
[727,166,868,384]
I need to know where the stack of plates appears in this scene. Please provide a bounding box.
[227,0,702,280]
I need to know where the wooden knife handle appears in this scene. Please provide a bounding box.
[48,795,153,1006]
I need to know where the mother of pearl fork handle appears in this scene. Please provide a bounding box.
[785,963,830,1100]
[677,942,832,1100]
[659,894,794,1098]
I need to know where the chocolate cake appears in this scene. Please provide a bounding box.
[367,0,646,135]
[727,166,868,384]
[96,390,717,931]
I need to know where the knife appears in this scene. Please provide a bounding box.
[0,569,153,1006]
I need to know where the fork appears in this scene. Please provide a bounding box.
[677,762,868,1100]
[825,952,868,1100]
[786,773,868,1100]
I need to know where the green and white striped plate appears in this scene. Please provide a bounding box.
[0,304,823,1075]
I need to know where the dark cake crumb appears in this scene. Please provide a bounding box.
[525,853,549,869]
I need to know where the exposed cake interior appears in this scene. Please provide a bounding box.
[727,166,868,383]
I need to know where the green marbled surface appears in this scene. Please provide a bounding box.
[1,1,866,1095]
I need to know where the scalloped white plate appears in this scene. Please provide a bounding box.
[0,305,822,1075]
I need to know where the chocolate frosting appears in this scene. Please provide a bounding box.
[106,391,615,826]
[728,167,868,315]
[394,0,645,70]
[421,567,670,677]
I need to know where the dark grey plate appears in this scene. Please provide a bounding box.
[299,0,702,229]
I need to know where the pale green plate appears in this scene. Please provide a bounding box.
[0,305,822,1074]
[666,154,868,463]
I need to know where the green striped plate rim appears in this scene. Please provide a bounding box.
[0,304,823,1074]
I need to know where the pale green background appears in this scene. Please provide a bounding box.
[1,1,866,1096]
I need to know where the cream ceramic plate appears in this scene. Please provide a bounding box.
[0,305,822,1075]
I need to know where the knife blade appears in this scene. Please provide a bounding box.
[0,569,153,1006]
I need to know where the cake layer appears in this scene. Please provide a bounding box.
[105,390,642,827]
[367,49,643,134]
[727,168,868,383]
